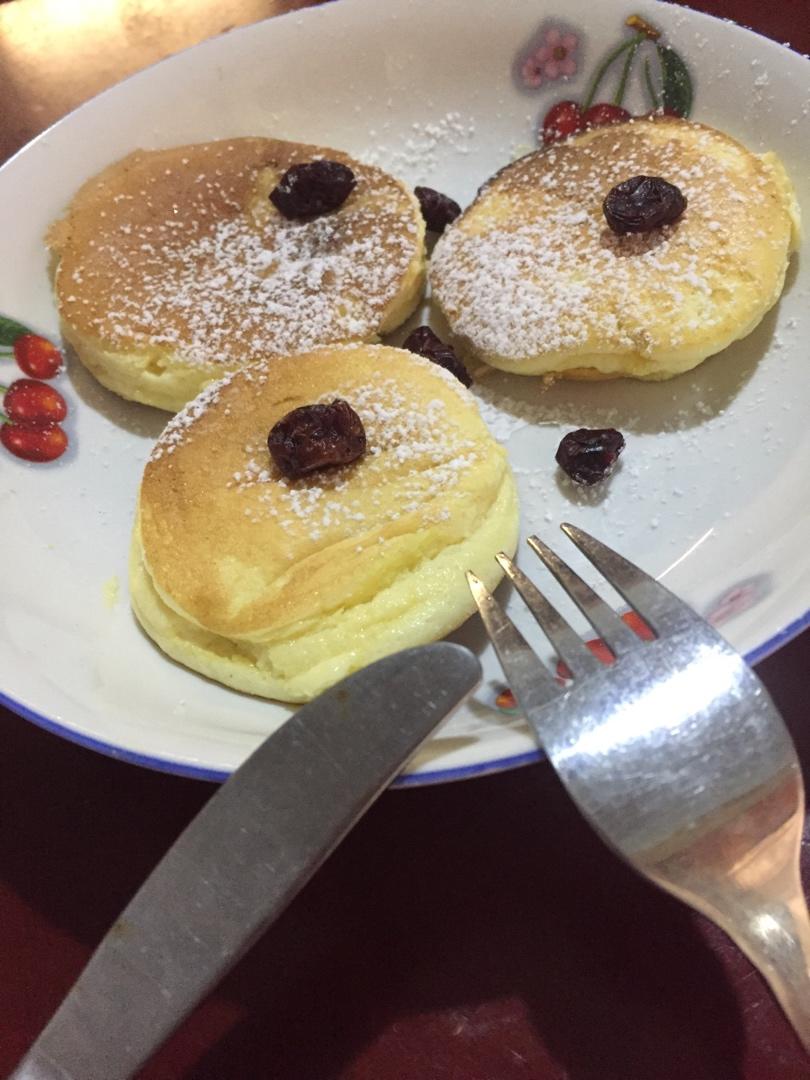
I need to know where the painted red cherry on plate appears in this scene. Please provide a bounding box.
[12,333,63,380]
[582,102,632,129]
[495,687,518,712]
[1,420,68,462]
[542,100,584,145]
[3,379,67,423]
[555,610,655,680]
[621,609,655,641]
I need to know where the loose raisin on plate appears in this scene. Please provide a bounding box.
[402,325,472,388]
[556,428,625,486]
[270,160,356,220]
[268,399,366,479]
[603,175,686,235]
[414,186,461,233]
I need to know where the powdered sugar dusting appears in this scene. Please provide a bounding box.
[362,112,477,178]
[150,372,237,461]
[431,120,791,370]
[55,140,422,369]
[230,377,480,534]
[105,208,416,365]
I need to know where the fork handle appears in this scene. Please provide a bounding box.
[728,890,810,1052]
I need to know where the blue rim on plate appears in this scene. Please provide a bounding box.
[4,603,809,788]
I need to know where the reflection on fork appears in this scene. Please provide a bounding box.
[467,524,810,1053]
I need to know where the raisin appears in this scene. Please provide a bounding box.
[268,399,366,479]
[556,428,625,485]
[269,160,356,220]
[414,186,461,233]
[402,326,472,387]
[603,175,686,235]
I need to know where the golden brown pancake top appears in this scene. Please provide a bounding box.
[431,117,796,368]
[48,138,423,367]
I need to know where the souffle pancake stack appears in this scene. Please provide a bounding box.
[45,117,799,703]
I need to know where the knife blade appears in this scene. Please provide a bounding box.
[11,642,481,1080]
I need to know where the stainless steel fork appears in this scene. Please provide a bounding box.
[467,524,810,1051]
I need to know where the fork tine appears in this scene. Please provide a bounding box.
[527,536,643,656]
[495,553,603,676]
[560,523,697,636]
[466,572,562,720]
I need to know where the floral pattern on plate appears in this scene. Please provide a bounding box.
[516,13,694,146]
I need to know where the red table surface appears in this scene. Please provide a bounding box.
[2,1,809,1076]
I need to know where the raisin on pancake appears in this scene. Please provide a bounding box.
[430,117,799,380]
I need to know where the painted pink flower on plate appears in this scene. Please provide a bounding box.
[521,26,579,88]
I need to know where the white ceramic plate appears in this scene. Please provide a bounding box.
[2,0,809,786]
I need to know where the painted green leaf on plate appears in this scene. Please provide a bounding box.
[0,315,33,348]
[657,44,693,117]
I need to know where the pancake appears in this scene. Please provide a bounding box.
[430,117,800,379]
[47,139,426,411]
[130,343,519,702]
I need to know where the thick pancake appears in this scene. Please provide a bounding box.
[430,117,800,379]
[48,139,426,410]
[130,343,519,702]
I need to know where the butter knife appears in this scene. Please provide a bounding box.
[11,642,481,1080]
